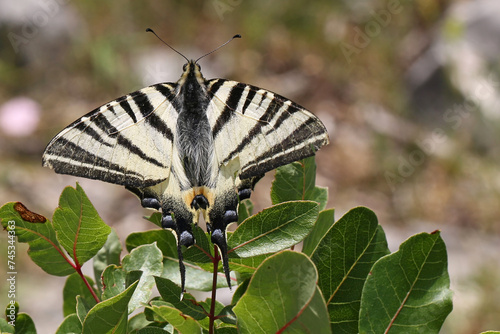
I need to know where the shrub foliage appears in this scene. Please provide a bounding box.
[0,157,453,333]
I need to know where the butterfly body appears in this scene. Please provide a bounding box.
[43,58,329,292]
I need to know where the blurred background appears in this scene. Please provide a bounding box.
[1,0,500,332]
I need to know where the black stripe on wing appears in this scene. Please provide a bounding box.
[132,90,174,142]
[208,79,235,138]
[43,138,154,187]
[208,81,328,178]
[117,96,138,123]
[152,83,182,114]
[220,92,281,165]
[242,87,257,114]
[239,118,328,179]
[43,83,179,187]
[240,137,326,179]
[72,121,113,147]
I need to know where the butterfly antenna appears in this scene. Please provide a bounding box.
[146,28,189,63]
[195,34,241,63]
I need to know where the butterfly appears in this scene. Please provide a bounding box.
[42,32,329,293]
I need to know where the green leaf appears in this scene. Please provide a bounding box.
[4,302,18,322]
[228,201,319,258]
[137,327,171,334]
[237,199,254,223]
[126,230,177,259]
[217,305,237,325]
[161,258,228,291]
[94,228,122,295]
[3,304,19,333]
[302,208,335,256]
[147,302,202,333]
[228,254,271,274]
[76,295,93,324]
[0,202,74,275]
[359,231,453,334]
[82,280,139,333]
[55,313,82,333]
[231,279,250,305]
[271,157,328,211]
[183,225,213,263]
[233,251,330,333]
[122,243,164,313]
[101,264,127,300]
[297,287,332,334]
[63,273,97,317]
[145,212,163,229]
[154,276,206,320]
[0,318,14,333]
[11,313,36,334]
[53,184,111,265]
[311,207,389,333]
[128,312,153,333]
[215,327,238,334]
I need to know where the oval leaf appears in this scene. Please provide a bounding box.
[10,313,36,334]
[126,229,176,258]
[0,202,74,275]
[359,231,453,333]
[154,276,206,320]
[271,157,328,211]
[228,201,319,258]
[147,303,202,333]
[101,264,127,300]
[312,207,389,333]
[302,208,335,256]
[82,280,138,333]
[233,251,329,333]
[161,256,229,291]
[122,243,164,313]
[56,314,83,334]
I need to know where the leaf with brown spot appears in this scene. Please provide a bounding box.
[13,202,47,223]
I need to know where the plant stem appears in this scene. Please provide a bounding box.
[77,267,100,303]
[209,245,220,334]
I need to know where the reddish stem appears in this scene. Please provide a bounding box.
[76,266,100,303]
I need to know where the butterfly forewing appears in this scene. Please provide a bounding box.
[207,79,329,179]
[42,84,179,187]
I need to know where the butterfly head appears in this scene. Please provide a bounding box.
[179,60,205,85]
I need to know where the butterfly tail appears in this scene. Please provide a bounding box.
[211,228,232,288]
[176,240,187,300]
[162,210,194,299]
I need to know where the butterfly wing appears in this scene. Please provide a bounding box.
[206,79,329,178]
[201,79,329,288]
[42,83,180,188]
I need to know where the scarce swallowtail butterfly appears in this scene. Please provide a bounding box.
[42,31,329,293]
